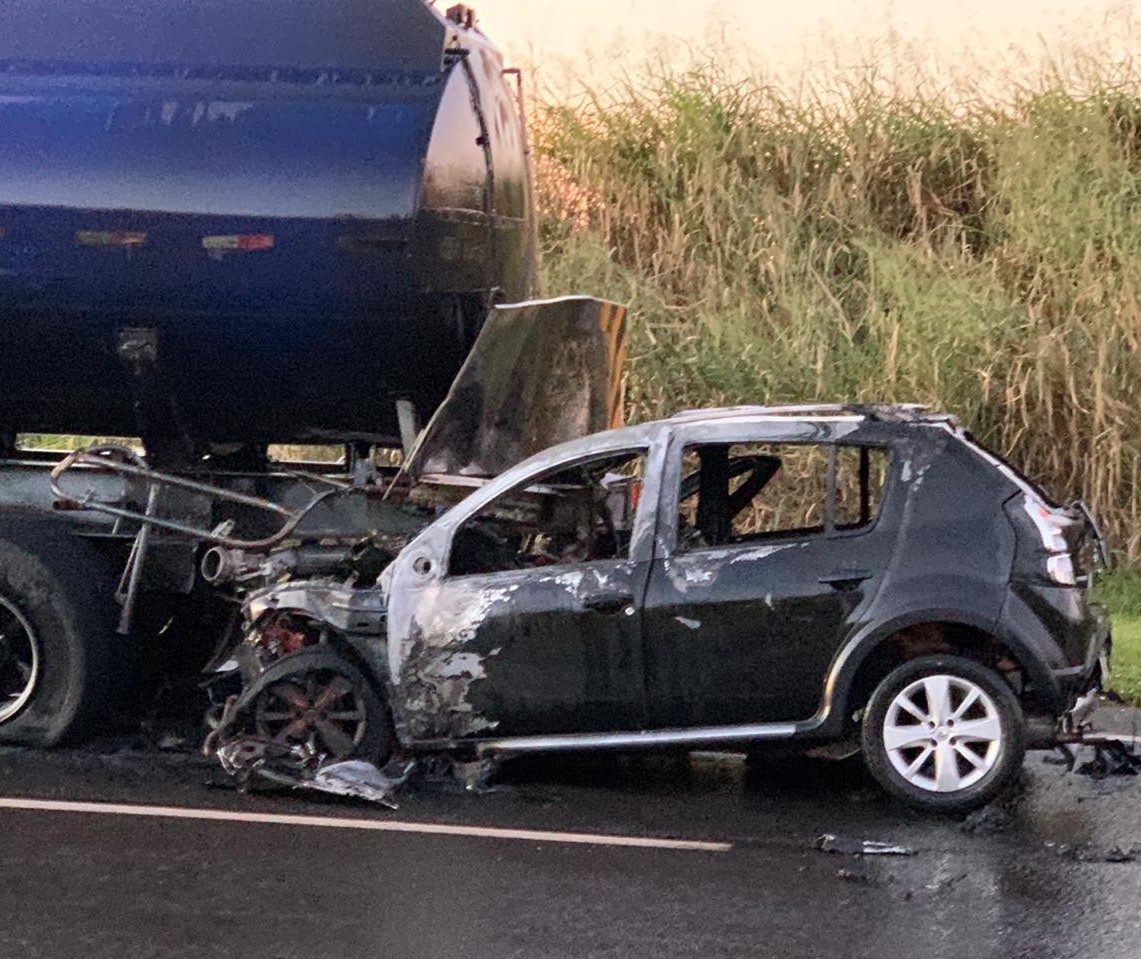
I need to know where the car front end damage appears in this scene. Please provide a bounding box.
[202,580,408,804]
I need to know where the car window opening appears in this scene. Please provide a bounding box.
[449,450,648,577]
[677,442,890,550]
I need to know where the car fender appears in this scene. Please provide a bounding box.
[817,598,1059,733]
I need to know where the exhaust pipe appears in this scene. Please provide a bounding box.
[201,547,256,585]
[201,544,355,586]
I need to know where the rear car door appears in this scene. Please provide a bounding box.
[642,419,899,727]
[384,440,663,743]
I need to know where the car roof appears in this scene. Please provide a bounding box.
[663,403,956,427]
[420,404,961,506]
[517,404,956,464]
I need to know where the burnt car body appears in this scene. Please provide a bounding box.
[226,405,1110,811]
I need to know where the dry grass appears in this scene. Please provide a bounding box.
[534,60,1141,564]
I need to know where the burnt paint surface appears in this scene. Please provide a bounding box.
[394,562,651,741]
[380,431,666,743]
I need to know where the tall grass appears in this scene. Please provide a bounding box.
[534,60,1141,564]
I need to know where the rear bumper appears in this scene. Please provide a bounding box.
[1050,602,1111,697]
[999,585,1110,715]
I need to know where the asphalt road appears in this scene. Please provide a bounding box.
[1,725,1140,958]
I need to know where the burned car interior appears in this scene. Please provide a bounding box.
[448,440,894,575]
[449,450,647,576]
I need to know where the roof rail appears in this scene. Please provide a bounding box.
[668,404,851,423]
[667,403,949,424]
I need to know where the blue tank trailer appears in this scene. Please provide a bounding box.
[0,1,625,745]
[0,0,537,452]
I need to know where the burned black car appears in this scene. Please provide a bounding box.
[219,405,1110,812]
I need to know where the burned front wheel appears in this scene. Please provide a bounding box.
[251,657,393,763]
[861,655,1026,813]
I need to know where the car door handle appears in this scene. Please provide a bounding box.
[582,591,635,614]
[819,571,873,591]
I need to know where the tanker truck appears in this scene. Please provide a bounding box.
[0,0,626,746]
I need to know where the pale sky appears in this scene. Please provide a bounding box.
[470,0,1139,92]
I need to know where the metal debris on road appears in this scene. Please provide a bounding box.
[310,760,416,807]
[1045,840,1141,864]
[214,736,413,810]
[1076,740,1141,779]
[814,834,917,856]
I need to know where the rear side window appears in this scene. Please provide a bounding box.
[677,442,890,551]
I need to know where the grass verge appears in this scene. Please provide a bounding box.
[536,60,1141,564]
[1110,617,1141,707]
[1099,570,1141,706]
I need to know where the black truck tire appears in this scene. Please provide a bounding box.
[0,514,131,746]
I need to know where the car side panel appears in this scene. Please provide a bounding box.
[818,432,1023,728]
[643,536,887,725]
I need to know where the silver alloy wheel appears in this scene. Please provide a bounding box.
[0,596,40,723]
[882,673,1003,793]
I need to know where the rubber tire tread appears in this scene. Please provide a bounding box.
[0,512,131,746]
[861,654,1026,814]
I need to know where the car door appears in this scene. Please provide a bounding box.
[642,420,898,728]
[384,440,664,744]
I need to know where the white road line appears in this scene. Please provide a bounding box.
[0,796,731,853]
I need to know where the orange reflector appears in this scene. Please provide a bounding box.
[202,234,275,254]
[77,230,147,248]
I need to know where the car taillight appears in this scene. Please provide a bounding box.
[1021,494,1075,584]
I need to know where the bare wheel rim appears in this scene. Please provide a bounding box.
[882,674,1003,793]
[254,669,368,759]
[0,596,40,724]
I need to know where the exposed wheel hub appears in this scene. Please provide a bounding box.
[254,669,368,759]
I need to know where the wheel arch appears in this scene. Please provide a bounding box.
[823,608,1059,732]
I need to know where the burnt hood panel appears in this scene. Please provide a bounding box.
[406,297,628,479]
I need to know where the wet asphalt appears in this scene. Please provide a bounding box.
[1,712,1140,958]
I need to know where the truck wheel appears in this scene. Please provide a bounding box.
[0,517,129,746]
[861,655,1025,813]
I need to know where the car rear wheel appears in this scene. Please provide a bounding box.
[861,655,1025,813]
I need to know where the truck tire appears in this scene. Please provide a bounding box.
[0,514,130,746]
[861,654,1026,813]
